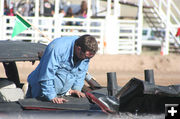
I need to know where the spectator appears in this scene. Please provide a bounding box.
[8,2,15,16]
[43,0,54,17]
[74,1,88,27]
[57,9,66,27]
[4,0,10,15]
[29,1,35,16]
[58,9,66,18]
[65,7,74,18]
[64,7,74,26]
[22,1,30,16]
[76,1,87,18]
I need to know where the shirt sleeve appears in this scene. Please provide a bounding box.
[40,80,56,100]
[38,44,62,100]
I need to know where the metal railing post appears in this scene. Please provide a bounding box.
[159,0,162,11]
[54,0,60,38]
[34,0,40,43]
[164,0,171,55]
[0,0,4,40]
[137,0,143,55]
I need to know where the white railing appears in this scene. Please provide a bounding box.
[144,0,180,54]
[0,15,139,54]
[1,16,106,54]
[117,20,138,54]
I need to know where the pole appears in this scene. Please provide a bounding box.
[0,0,4,16]
[35,0,39,17]
[0,0,4,40]
[137,0,143,55]
[34,0,40,43]
[114,0,120,17]
[164,0,171,55]
[107,72,118,96]
[54,0,60,38]
[107,0,111,16]
[16,12,52,42]
[144,69,155,85]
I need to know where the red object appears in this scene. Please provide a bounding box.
[24,107,58,110]
[86,92,114,114]
[160,50,163,56]
[175,27,180,37]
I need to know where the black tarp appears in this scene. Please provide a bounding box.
[18,96,100,111]
[0,41,46,62]
[0,41,47,87]
[118,78,180,113]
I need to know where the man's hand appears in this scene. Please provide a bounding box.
[69,89,85,98]
[51,97,68,104]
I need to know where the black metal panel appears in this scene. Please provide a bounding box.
[0,41,47,62]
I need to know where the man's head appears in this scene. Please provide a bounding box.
[74,34,98,60]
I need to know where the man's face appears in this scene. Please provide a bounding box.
[76,46,95,60]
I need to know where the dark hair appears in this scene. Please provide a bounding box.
[75,34,98,54]
[79,1,87,14]
[65,7,73,17]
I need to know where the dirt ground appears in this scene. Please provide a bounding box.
[88,54,180,87]
[0,54,180,87]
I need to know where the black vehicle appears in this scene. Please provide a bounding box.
[0,41,179,119]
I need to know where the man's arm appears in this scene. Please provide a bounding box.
[37,44,62,101]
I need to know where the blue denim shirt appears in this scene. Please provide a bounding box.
[27,36,89,100]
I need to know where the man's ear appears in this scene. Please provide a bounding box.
[77,46,81,50]
[74,45,78,50]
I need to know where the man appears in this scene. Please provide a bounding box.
[26,35,98,104]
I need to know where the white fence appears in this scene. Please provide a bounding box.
[117,20,138,54]
[0,16,139,54]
